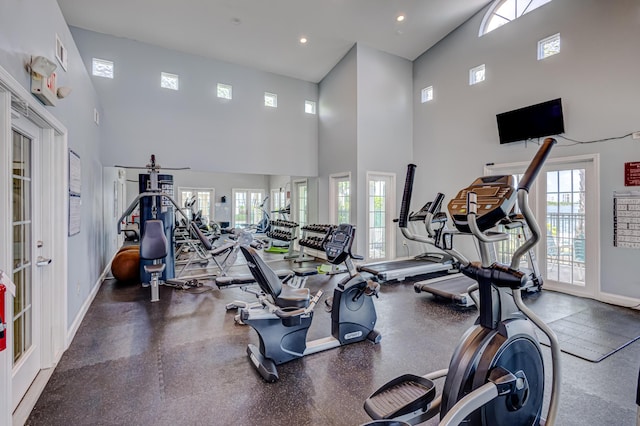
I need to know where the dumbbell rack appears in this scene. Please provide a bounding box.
[266,219,300,259]
[298,224,347,274]
[297,224,334,263]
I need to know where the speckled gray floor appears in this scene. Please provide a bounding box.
[26,255,640,425]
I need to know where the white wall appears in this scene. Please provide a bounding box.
[413,0,640,298]
[123,168,270,224]
[70,27,319,177]
[0,0,105,329]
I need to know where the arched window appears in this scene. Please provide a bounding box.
[479,0,553,36]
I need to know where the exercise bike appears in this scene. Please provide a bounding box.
[237,223,381,382]
[363,138,561,425]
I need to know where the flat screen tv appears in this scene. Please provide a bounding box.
[496,98,564,144]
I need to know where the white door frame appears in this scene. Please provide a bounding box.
[485,153,600,299]
[0,65,68,425]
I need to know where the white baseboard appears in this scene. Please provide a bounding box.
[12,367,55,426]
[598,291,640,310]
[65,256,115,347]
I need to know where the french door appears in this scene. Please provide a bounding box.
[232,189,265,228]
[11,119,41,411]
[179,188,214,224]
[366,172,396,261]
[329,173,351,225]
[293,180,308,229]
[487,154,599,298]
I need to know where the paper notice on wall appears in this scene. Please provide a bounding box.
[614,191,640,248]
[0,270,16,297]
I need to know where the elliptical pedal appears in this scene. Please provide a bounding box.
[364,374,436,420]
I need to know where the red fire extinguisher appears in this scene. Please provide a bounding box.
[0,283,6,351]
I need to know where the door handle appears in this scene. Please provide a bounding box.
[36,256,52,267]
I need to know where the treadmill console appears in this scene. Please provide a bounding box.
[447,175,516,234]
[325,224,355,265]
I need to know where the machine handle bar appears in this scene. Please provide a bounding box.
[518,138,556,192]
[274,290,323,319]
[428,193,445,215]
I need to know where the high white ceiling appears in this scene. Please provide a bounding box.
[56,0,492,83]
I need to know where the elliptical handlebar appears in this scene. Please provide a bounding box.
[509,138,556,270]
[518,138,556,192]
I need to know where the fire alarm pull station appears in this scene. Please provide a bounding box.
[0,283,6,351]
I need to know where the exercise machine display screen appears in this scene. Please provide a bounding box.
[448,175,516,234]
[325,224,354,265]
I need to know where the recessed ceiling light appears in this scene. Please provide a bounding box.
[300,37,308,44]
[396,15,405,22]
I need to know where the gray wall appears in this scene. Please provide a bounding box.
[70,27,319,177]
[318,46,358,225]
[356,44,413,257]
[412,0,640,298]
[318,44,414,255]
[0,0,106,328]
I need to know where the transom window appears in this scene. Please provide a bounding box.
[264,92,277,108]
[161,72,179,90]
[92,58,114,79]
[217,83,232,100]
[480,0,553,36]
[538,33,561,60]
[421,86,433,103]
[469,64,486,85]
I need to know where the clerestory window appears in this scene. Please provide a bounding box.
[480,0,553,36]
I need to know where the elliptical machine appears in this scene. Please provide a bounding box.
[363,138,561,425]
[238,223,381,382]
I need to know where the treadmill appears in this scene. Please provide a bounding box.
[357,203,455,282]
[413,178,543,308]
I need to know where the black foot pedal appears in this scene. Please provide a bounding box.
[247,344,279,382]
[364,374,436,421]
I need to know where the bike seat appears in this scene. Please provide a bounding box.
[276,284,310,309]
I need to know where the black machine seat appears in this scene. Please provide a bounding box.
[240,246,310,309]
[140,220,168,260]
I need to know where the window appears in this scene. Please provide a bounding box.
[217,83,232,100]
[469,64,486,85]
[92,58,114,79]
[421,86,433,103]
[305,100,316,114]
[179,188,214,225]
[294,180,308,229]
[161,72,179,90]
[264,92,277,108]
[329,173,351,225]
[480,0,553,36]
[232,189,266,228]
[270,187,287,216]
[367,173,396,261]
[538,33,561,60]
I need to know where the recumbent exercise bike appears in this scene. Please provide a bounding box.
[363,138,561,425]
[237,223,381,382]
